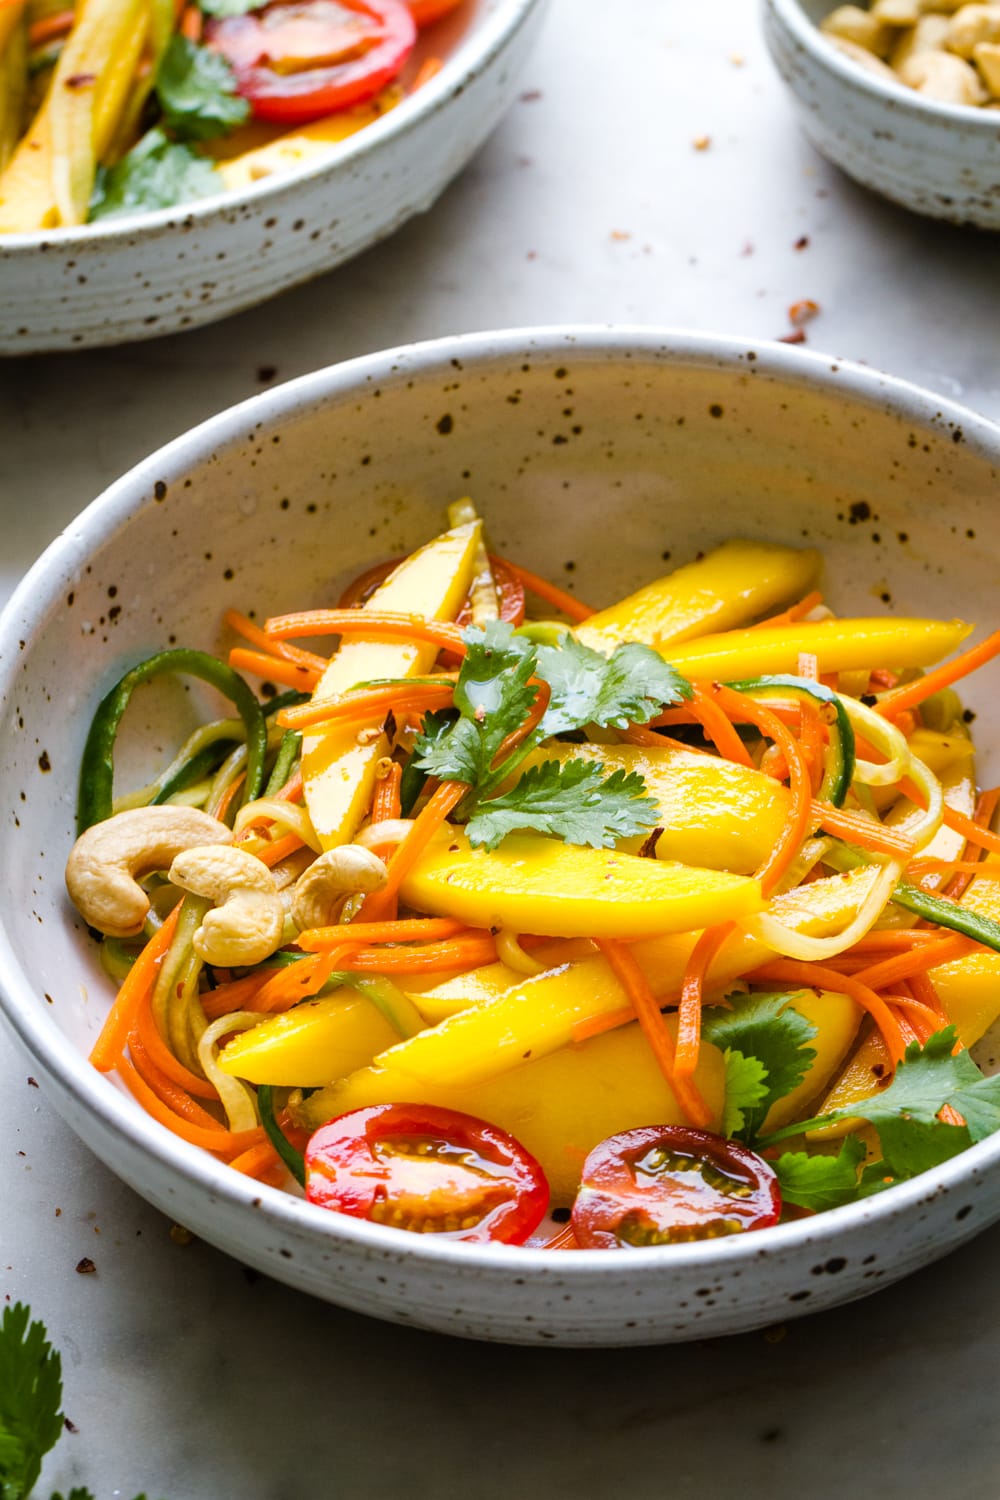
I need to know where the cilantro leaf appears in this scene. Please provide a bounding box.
[760,1028,1000,1185]
[718,1049,768,1139]
[774,1137,867,1213]
[89,129,220,222]
[537,636,692,737]
[465,759,659,852]
[414,623,538,788]
[703,990,817,1141]
[0,1303,63,1500]
[155,36,251,142]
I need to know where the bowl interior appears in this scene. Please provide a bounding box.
[3,332,1000,1327]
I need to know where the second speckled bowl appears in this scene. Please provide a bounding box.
[763,0,1000,228]
[2,328,1000,1345]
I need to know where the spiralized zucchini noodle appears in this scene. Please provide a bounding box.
[66,504,1000,1250]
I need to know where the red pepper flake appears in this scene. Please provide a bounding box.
[789,298,820,326]
[778,329,807,345]
[65,72,97,89]
[692,135,712,151]
[64,1417,78,1434]
[27,1076,38,1088]
[793,235,810,250]
[75,1257,97,1274]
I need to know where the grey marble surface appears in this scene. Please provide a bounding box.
[3,1,1000,1495]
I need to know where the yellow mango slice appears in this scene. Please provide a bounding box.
[217,988,399,1087]
[399,825,763,940]
[302,521,481,850]
[932,856,1000,1045]
[662,617,971,683]
[0,4,26,174]
[759,989,862,1132]
[576,540,820,652]
[215,88,400,191]
[0,0,146,229]
[519,741,789,873]
[295,1019,727,1205]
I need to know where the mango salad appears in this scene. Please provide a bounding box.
[65,504,1000,1250]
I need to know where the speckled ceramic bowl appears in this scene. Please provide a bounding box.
[762,0,1000,228]
[3,327,1000,1346]
[0,0,546,355]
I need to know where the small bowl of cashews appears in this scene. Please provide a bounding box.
[762,0,1000,227]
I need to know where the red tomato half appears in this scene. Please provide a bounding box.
[337,553,526,625]
[406,0,465,25]
[571,1126,781,1250]
[206,0,416,124]
[305,1103,550,1242]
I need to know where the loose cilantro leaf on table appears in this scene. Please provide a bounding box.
[0,1303,63,1500]
[466,759,658,852]
[412,622,686,851]
[90,130,220,221]
[155,36,250,142]
[703,990,818,1142]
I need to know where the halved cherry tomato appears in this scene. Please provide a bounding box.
[305,1103,550,1242]
[337,553,526,625]
[571,1126,781,1250]
[406,0,465,25]
[206,0,416,124]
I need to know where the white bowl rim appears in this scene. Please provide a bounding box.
[3,322,1000,1278]
[765,0,1000,132]
[0,0,540,252]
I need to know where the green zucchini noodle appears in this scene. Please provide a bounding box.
[111,718,244,814]
[745,858,907,962]
[495,929,546,975]
[197,1013,263,1133]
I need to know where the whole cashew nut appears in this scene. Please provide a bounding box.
[65,806,232,937]
[169,845,285,966]
[291,845,388,931]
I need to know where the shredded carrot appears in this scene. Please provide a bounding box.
[372,760,403,825]
[265,608,467,657]
[878,627,1000,717]
[908,859,1000,882]
[255,831,306,868]
[495,558,595,623]
[229,1141,285,1183]
[851,933,980,992]
[117,1058,266,1155]
[200,969,275,1021]
[675,922,734,1078]
[90,906,181,1072]
[213,771,246,823]
[844,929,942,953]
[27,7,73,45]
[179,2,201,38]
[905,970,949,1026]
[944,785,1000,900]
[298,917,467,949]
[748,958,907,1065]
[712,684,812,896]
[337,933,497,973]
[751,591,824,630]
[127,1033,224,1130]
[811,801,916,858]
[272,769,304,804]
[224,608,329,673]
[132,992,218,1099]
[228,648,321,692]
[650,691,754,766]
[493,679,551,766]
[360,779,469,919]
[412,54,443,88]
[276,680,455,732]
[595,938,712,1127]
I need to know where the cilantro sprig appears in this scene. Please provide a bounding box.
[410,622,691,850]
[703,998,1000,1214]
[0,1304,157,1500]
[89,36,248,222]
